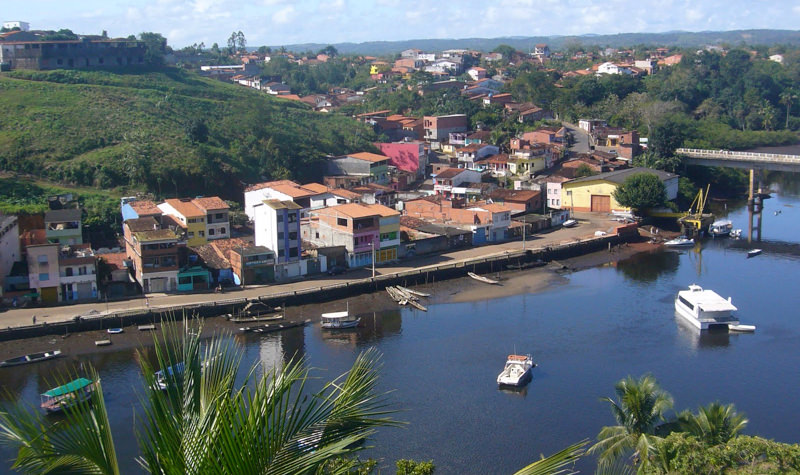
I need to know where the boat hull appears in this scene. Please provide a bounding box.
[321,318,360,329]
[497,368,532,387]
[0,350,62,367]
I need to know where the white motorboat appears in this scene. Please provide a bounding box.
[747,249,762,258]
[664,236,695,247]
[708,219,733,237]
[321,311,360,329]
[562,219,578,228]
[674,284,755,332]
[497,354,536,387]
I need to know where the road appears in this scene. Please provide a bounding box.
[0,212,621,329]
[562,121,591,155]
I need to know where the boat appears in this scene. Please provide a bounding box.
[226,303,284,322]
[240,319,311,333]
[730,229,742,239]
[0,349,62,368]
[497,354,536,387]
[386,286,404,303]
[708,219,734,237]
[40,378,99,413]
[393,286,419,301]
[408,299,427,312]
[396,285,430,298]
[107,328,123,334]
[321,311,361,329]
[155,362,185,390]
[664,236,695,247]
[562,219,578,228]
[674,284,755,332]
[138,324,156,331]
[94,339,112,346]
[747,249,762,258]
[468,272,500,285]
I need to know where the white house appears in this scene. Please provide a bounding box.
[253,199,303,280]
[596,62,633,76]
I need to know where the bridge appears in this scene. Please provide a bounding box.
[676,148,800,173]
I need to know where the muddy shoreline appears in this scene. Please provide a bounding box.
[0,240,662,361]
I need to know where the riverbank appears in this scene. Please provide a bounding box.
[0,235,661,361]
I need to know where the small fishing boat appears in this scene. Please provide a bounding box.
[155,362,185,390]
[468,272,500,285]
[396,285,430,298]
[138,324,156,331]
[240,319,311,333]
[107,328,123,334]
[747,249,762,258]
[386,286,409,305]
[408,299,427,312]
[562,219,578,228]
[0,349,61,368]
[40,378,99,413]
[708,219,734,237]
[321,311,360,329]
[664,236,695,247]
[497,354,536,387]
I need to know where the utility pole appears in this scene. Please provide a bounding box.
[370,241,376,278]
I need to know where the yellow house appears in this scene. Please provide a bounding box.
[562,167,678,213]
[367,203,400,264]
[158,198,208,246]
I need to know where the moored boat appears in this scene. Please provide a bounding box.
[562,219,578,228]
[747,249,762,258]
[396,285,430,298]
[497,354,536,387]
[664,236,695,247]
[408,299,427,312]
[321,311,360,329]
[708,219,734,237]
[40,378,99,413]
[107,328,123,334]
[0,349,62,368]
[155,362,185,390]
[674,284,755,332]
[468,272,500,285]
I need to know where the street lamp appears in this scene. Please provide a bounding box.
[369,241,375,278]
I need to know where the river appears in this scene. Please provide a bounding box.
[2,185,800,474]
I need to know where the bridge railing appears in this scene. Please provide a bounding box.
[676,148,800,164]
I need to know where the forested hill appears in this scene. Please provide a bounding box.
[0,68,378,199]
[277,29,800,56]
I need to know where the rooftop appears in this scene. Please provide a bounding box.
[192,196,229,211]
[44,208,81,222]
[318,203,379,219]
[261,199,303,211]
[568,167,678,185]
[128,200,161,216]
[133,229,179,243]
[162,198,204,218]
[346,152,390,163]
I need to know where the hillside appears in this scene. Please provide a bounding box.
[276,29,800,56]
[0,68,378,200]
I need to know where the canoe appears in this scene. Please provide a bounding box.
[468,272,500,285]
[408,299,427,312]
[747,249,762,258]
[240,319,311,334]
[0,349,62,368]
[396,285,430,297]
[107,328,123,334]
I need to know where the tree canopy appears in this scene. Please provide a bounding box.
[613,173,668,210]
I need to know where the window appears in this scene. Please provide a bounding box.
[278,249,285,257]
[315,232,319,239]
[289,247,298,258]
[38,255,48,264]
[215,213,224,219]
[188,232,194,238]
[277,214,284,223]
[39,273,49,281]
[199,231,205,237]
[179,276,191,285]
[288,213,297,223]
[278,232,284,240]
[337,218,347,227]
[66,268,74,277]
[208,228,215,236]
[219,227,226,235]
[289,232,297,240]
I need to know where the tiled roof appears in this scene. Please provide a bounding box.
[193,196,229,211]
[329,188,361,200]
[245,179,299,192]
[300,182,331,194]
[162,198,204,218]
[321,203,379,219]
[347,152,389,163]
[269,183,317,199]
[99,252,127,271]
[489,188,539,201]
[434,168,468,179]
[469,203,513,213]
[129,200,161,216]
[366,203,400,217]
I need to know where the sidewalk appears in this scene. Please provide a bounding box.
[0,212,617,329]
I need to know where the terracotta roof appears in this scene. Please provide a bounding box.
[489,188,539,202]
[347,152,389,163]
[329,188,361,200]
[129,200,161,216]
[99,252,127,271]
[320,203,379,219]
[366,203,400,217]
[191,243,231,269]
[300,182,331,194]
[245,179,299,192]
[20,229,48,247]
[162,198,204,218]
[269,183,317,199]
[434,168,468,179]
[469,203,513,213]
[193,196,229,211]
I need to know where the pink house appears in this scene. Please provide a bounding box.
[376,141,427,178]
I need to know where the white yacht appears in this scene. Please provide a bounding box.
[708,219,733,237]
[321,311,360,329]
[497,354,536,387]
[674,285,754,332]
[664,236,695,247]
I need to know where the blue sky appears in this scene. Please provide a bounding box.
[5,0,800,48]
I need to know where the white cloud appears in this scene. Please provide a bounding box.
[273,5,296,24]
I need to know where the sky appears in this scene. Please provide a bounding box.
[4,0,800,49]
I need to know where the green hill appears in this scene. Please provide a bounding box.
[0,68,378,200]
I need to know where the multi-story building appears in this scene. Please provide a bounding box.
[303,203,380,268]
[192,197,230,241]
[432,168,482,197]
[44,208,82,245]
[120,197,162,223]
[58,244,97,302]
[26,242,60,303]
[326,152,390,185]
[0,36,148,71]
[123,217,181,293]
[376,141,428,179]
[371,204,401,264]
[253,199,303,280]
[404,197,513,244]
[423,114,468,141]
[0,214,20,296]
[157,197,228,246]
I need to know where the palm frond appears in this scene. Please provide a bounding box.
[513,440,588,475]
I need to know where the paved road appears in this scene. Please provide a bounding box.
[562,121,591,155]
[0,212,620,329]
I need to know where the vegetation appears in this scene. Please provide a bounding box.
[612,173,668,211]
[0,321,400,474]
[0,68,378,200]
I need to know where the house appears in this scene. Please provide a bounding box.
[253,199,303,280]
[263,82,291,95]
[121,197,162,225]
[578,119,608,134]
[122,218,181,293]
[326,152,390,185]
[424,59,461,75]
[596,62,633,76]
[561,167,678,213]
[351,183,397,207]
[475,154,510,176]
[488,189,542,214]
[25,241,61,303]
[158,197,229,246]
[423,114,468,141]
[536,174,571,209]
[201,238,277,285]
[506,102,552,123]
[398,215,473,258]
[482,93,515,107]
[370,203,401,264]
[303,203,380,268]
[592,128,640,159]
[533,44,550,58]
[403,197,513,243]
[467,67,486,81]
[192,197,230,241]
[244,180,317,219]
[44,208,83,245]
[376,141,428,179]
[465,130,492,145]
[0,36,147,71]
[57,244,98,302]
[0,214,20,298]
[432,168,482,197]
[521,127,566,145]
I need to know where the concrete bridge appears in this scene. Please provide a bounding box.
[676,148,800,173]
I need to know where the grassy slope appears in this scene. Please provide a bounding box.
[0,68,377,200]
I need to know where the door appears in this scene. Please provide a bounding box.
[77,282,93,300]
[591,195,611,212]
[149,277,167,293]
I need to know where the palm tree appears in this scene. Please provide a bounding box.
[513,440,588,475]
[588,374,674,468]
[677,401,748,446]
[0,320,398,474]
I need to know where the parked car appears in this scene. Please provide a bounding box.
[328,265,347,276]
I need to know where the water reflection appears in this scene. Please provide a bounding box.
[498,385,529,398]
[674,314,731,350]
[616,249,680,283]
